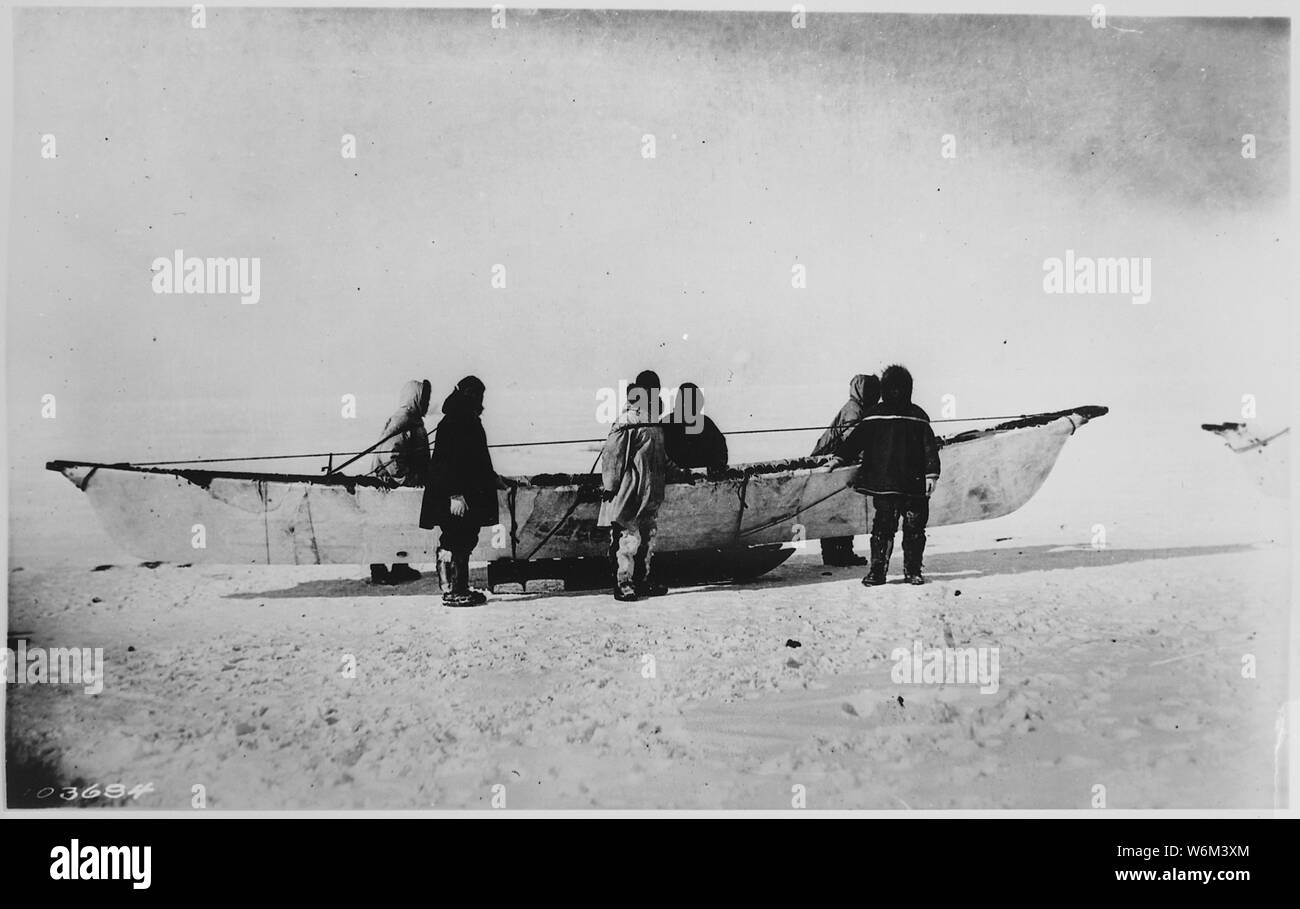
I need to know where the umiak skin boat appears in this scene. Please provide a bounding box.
[1201,421,1289,499]
[48,405,1107,586]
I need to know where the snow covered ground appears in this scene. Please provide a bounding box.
[5,414,1291,809]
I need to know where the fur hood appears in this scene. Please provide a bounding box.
[881,365,913,406]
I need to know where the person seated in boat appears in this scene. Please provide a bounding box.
[368,379,432,585]
[827,365,939,586]
[811,374,881,567]
[664,382,728,479]
[419,376,502,607]
[599,381,668,602]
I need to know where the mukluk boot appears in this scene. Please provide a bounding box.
[442,555,486,607]
[903,533,926,585]
[863,535,893,586]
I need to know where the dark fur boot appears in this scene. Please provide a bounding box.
[442,555,485,606]
[864,535,893,586]
[903,532,926,584]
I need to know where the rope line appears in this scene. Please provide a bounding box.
[521,448,604,560]
[121,413,1031,469]
[739,483,853,538]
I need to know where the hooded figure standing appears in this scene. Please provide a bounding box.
[599,383,668,602]
[369,379,432,585]
[829,365,940,585]
[419,375,501,606]
[811,374,881,566]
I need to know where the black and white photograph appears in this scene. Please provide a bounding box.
[2,0,1293,824]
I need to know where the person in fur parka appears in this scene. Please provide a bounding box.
[664,382,728,476]
[368,379,432,585]
[812,373,880,566]
[419,376,502,606]
[599,382,668,602]
[829,365,940,585]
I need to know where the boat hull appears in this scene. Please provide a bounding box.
[48,406,1105,566]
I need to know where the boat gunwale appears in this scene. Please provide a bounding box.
[45,404,1108,490]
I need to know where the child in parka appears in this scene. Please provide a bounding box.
[599,383,668,602]
[829,365,940,585]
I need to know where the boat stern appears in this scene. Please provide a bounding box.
[1200,422,1290,453]
[45,460,103,491]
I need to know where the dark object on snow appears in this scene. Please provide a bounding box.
[386,564,422,585]
[821,540,867,566]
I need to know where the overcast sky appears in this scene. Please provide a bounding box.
[7,9,1290,474]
